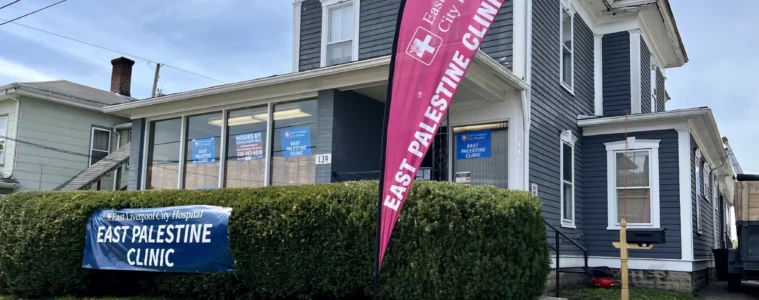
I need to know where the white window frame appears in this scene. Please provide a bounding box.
[320,0,360,68]
[559,1,574,93]
[651,57,658,112]
[695,150,703,235]
[560,130,577,228]
[89,127,112,166]
[605,137,661,230]
[713,175,720,248]
[0,116,8,165]
[704,166,712,203]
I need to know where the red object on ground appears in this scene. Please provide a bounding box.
[592,277,616,288]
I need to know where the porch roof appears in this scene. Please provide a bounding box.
[103,51,528,119]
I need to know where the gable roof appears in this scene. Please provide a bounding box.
[0,80,134,109]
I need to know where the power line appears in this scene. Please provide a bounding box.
[0,0,66,26]
[0,0,22,10]
[0,18,226,84]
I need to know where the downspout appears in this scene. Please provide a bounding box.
[522,0,533,191]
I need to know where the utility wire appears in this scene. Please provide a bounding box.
[0,0,21,10]
[0,18,226,84]
[0,0,66,26]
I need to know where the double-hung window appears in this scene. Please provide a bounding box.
[713,174,720,248]
[695,150,703,234]
[90,128,111,166]
[560,131,576,228]
[0,116,8,165]
[606,138,660,229]
[559,2,574,91]
[321,0,358,67]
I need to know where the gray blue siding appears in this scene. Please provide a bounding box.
[656,69,665,112]
[128,118,145,190]
[530,0,595,253]
[602,32,631,117]
[299,0,322,71]
[641,37,651,113]
[692,136,715,259]
[330,90,384,175]
[315,92,334,184]
[582,130,681,259]
[359,0,401,60]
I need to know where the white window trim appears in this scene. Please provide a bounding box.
[650,57,657,112]
[0,115,8,166]
[704,166,712,203]
[695,149,702,235]
[89,127,112,166]
[605,137,661,230]
[320,0,360,68]
[560,130,577,228]
[559,2,575,93]
[713,175,719,248]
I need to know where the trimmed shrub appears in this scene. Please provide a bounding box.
[0,181,549,299]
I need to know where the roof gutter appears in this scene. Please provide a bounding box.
[2,84,104,111]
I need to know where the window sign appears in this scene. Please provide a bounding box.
[281,127,312,158]
[456,130,491,160]
[191,137,216,164]
[455,171,471,183]
[235,132,264,161]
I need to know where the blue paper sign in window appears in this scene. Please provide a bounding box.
[456,130,491,160]
[191,137,216,163]
[281,127,312,157]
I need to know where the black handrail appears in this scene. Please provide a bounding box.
[544,220,589,298]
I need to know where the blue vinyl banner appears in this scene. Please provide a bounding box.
[281,127,312,157]
[191,137,216,163]
[82,205,234,273]
[456,130,492,160]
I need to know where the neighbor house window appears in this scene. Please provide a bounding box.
[0,116,8,165]
[270,100,318,186]
[321,0,358,67]
[560,131,576,228]
[225,106,269,188]
[183,112,222,190]
[146,118,181,190]
[605,138,660,229]
[713,174,720,248]
[695,150,702,234]
[90,128,111,166]
[559,3,574,91]
[651,58,658,112]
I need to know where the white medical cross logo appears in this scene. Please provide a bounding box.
[412,35,436,58]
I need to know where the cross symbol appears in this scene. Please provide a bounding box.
[412,35,436,58]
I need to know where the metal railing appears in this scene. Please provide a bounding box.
[544,220,589,298]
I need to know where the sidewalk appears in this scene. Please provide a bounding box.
[699,281,759,300]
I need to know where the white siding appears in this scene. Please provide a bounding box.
[13,96,129,192]
[0,99,18,178]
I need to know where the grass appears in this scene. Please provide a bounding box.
[564,288,698,300]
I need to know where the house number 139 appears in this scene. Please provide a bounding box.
[315,154,332,165]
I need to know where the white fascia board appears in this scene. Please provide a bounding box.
[578,107,708,127]
[11,88,104,111]
[104,51,528,117]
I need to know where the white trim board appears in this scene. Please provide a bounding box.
[629,29,642,114]
[677,128,694,261]
[292,0,305,72]
[550,255,714,272]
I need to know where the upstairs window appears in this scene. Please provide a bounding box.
[321,0,358,67]
[90,128,111,166]
[559,3,574,91]
[651,58,658,112]
[695,150,703,234]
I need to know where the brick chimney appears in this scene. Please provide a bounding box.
[110,57,135,97]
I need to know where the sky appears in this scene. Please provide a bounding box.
[0,0,756,173]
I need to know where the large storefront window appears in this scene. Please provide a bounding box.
[271,100,318,186]
[147,118,181,190]
[225,106,268,188]
[452,123,508,188]
[183,113,222,189]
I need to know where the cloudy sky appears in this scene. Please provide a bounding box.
[0,0,756,172]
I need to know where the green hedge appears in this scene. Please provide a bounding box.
[0,181,549,299]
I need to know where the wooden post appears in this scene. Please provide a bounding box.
[620,219,629,300]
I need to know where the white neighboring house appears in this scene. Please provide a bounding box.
[0,57,136,193]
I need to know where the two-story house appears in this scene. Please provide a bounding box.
[103,0,735,292]
[0,57,134,192]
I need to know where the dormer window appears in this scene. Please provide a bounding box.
[321,0,360,67]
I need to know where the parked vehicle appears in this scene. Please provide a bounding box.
[728,174,759,291]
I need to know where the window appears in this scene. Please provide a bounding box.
[704,166,712,202]
[560,131,576,227]
[0,116,8,165]
[713,175,720,248]
[321,0,358,67]
[695,150,702,234]
[183,113,222,190]
[89,128,111,166]
[271,100,318,186]
[453,123,509,189]
[605,138,660,229]
[225,106,269,188]
[146,118,181,190]
[559,4,574,91]
[651,58,658,112]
